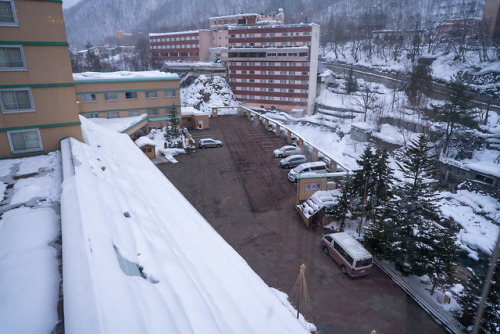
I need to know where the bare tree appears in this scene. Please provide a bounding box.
[356,85,376,122]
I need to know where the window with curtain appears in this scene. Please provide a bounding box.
[0,46,25,69]
[0,89,33,112]
[0,0,17,26]
[8,129,42,152]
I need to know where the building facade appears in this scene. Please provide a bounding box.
[226,24,319,114]
[150,9,319,115]
[483,0,500,42]
[0,0,82,158]
[74,71,181,128]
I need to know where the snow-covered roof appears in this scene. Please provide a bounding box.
[297,190,340,219]
[135,136,156,148]
[73,71,179,83]
[181,106,204,116]
[210,13,259,20]
[86,114,148,133]
[149,30,199,37]
[59,116,311,333]
[228,23,317,30]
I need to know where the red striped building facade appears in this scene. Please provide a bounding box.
[227,24,319,114]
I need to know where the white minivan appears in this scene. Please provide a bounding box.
[321,232,373,277]
[287,161,329,182]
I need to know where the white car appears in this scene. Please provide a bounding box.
[273,145,300,158]
[199,138,223,149]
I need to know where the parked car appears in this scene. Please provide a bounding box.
[321,232,373,277]
[288,161,329,182]
[273,145,300,158]
[199,138,223,149]
[279,155,307,169]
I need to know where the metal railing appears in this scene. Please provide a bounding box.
[237,106,352,173]
[374,257,466,334]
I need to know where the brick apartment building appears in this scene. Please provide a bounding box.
[149,9,319,115]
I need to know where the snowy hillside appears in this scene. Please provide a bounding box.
[181,75,240,114]
[64,0,484,48]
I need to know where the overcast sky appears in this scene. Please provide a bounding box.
[63,0,81,9]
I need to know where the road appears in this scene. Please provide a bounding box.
[156,115,446,334]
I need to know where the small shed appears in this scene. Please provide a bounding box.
[296,189,341,228]
[181,106,210,130]
[135,137,156,159]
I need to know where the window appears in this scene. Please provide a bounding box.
[145,90,158,99]
[7,129,42,153]
[1,88,34,112]
[0,0,17,26]
[103,92,118,101]
[147,108,160,116]
[165,106,177,116]
[164,90,176,98]
[127,110,140,117]
[280,62,287,66]
[125,91,138,100]
[280,71,286,75]
[84,112,99,118]
[81,93,97,103]
[106,111,120,119]
[0,46,25,70]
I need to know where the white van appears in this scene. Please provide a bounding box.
[288,161,329,182]
[320,232,373,277]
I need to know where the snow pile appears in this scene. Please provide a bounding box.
[181,75,239,114]
[87,114,148,133]
[297,190,341,219]
[437,189,500,260]
[0,153,62,333]
[61,116,311,333]
[73,70,179,82]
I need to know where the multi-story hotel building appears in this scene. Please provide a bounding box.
[74,71,181,128]
[226,24,319,114]
[0,0,82,158]
[150,9,319,115]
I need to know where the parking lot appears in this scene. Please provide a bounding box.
[156,115,445,333]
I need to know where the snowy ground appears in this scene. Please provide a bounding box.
[0,153,62,333]
[60,116,315,333]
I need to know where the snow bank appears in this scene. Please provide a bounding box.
[87,114,148,133]
[73,70,179,81]
[60,116,310,333]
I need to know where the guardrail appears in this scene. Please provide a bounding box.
[237,106,353,173]
[374,257,466,334]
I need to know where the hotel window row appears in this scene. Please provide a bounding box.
[236,95,307,102]
[79,90,176,102]
[151,35,199,42]
[84,106,177,119]
[230,78,308,84]
[231,41,309,48]
[151,44,199,49]
[229,32,311,38]
[231,70,308,75]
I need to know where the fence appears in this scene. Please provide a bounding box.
[374,257,466,334]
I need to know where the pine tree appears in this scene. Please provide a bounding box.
[431,71,479,155]
[405,62,432,106]
[345,65,358,94]
[325,177,357,231]
[456,254,500,332]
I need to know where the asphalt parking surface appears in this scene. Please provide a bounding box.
[156,115,445,334]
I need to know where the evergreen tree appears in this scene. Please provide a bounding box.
[405,62,432,106]
[325,177,357,231]
[431,71,479,155]
[456,254,500,332]
[345,65,358,94]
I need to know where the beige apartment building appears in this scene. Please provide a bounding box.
[74,71,181,129]
[0,0,82,158]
